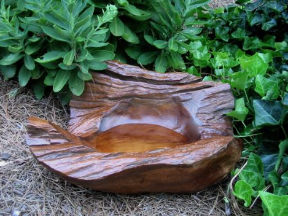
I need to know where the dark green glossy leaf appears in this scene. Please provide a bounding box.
[253,100,284,126]
[24,55,35,70]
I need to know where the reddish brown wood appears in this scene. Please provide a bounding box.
[26,61,242,194]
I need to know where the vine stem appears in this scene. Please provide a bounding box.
[281,125,287,139]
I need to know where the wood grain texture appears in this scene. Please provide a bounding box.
[26,61,242,194]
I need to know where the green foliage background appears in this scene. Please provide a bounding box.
[0,0,287,215]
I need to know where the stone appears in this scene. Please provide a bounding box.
[1,153,10,160]
[26,61,242,194]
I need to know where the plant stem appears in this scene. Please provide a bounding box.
[281,125,287,139]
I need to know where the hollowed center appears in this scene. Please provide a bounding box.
[89,123,189,153]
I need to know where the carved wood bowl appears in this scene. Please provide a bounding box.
[26,61,243,194]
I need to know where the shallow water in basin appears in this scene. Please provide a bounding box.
[88,123,188,153]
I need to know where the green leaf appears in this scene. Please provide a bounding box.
[275,41,287,50]
[63,50,75,66]
[42,26,70,43]
[35,51,65,63]
[44,74,55,86]
[283,92,288,106]
[53,69,71,92]
[215,27,229,42]
[275,139,288,172]
[240,53,268,77]
[25,40,44,55]
[18,66,31,87]
[187,66,200,76]
[122,25,139,44]
[24,55,35,70]
[69,72,84,96]
[125,46,143,60]
[168,37,178,52]
[88,61,108,70]
[262,19,277,31]
[32,81,45,100]
[255,75,280,99]
[181,27,202,35]
[155,51,167,73]
[91,50,115,62]
[78,71,92,81]
[0,65,17,79]
[259,191,288,216]
[253,100,284,127]
[233,180,253,207]
[109,17,124,36]
[0,52,24,65]
[227,98,249,121]
[168,52,185,70]
[153,40,168,49]
[230,72,249,91]
[231,28,246,39]
[138,51,158,65]
[239,153,265,190]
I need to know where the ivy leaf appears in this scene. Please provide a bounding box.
[253,100,284,127]
[262,19,277,31]
[240,53,268,77]
[215,27,229,42]
[230,72,249,91]
[231,28,246,39]
[239,153,265,190]
[233,180,253,207]
[275,139,288,172]
[254,75,280,99]
[259,191,288,216]
[227,98,249,121]
[283,92,288,106]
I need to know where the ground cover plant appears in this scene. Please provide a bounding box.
[0,0,287,215]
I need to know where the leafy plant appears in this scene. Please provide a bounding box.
[0,0,118,102]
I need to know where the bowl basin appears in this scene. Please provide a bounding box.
[26,61,242,194]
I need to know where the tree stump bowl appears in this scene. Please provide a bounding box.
[26,61,242,194]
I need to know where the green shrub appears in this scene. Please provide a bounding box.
[0,0,118,103]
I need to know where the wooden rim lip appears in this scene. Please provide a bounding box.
[27,116,242,181]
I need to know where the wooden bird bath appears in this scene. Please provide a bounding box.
[26,61,242,194]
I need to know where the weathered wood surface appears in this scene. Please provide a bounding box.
[26,61,242,194]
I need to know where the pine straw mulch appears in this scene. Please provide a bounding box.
[0,1,265,215]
